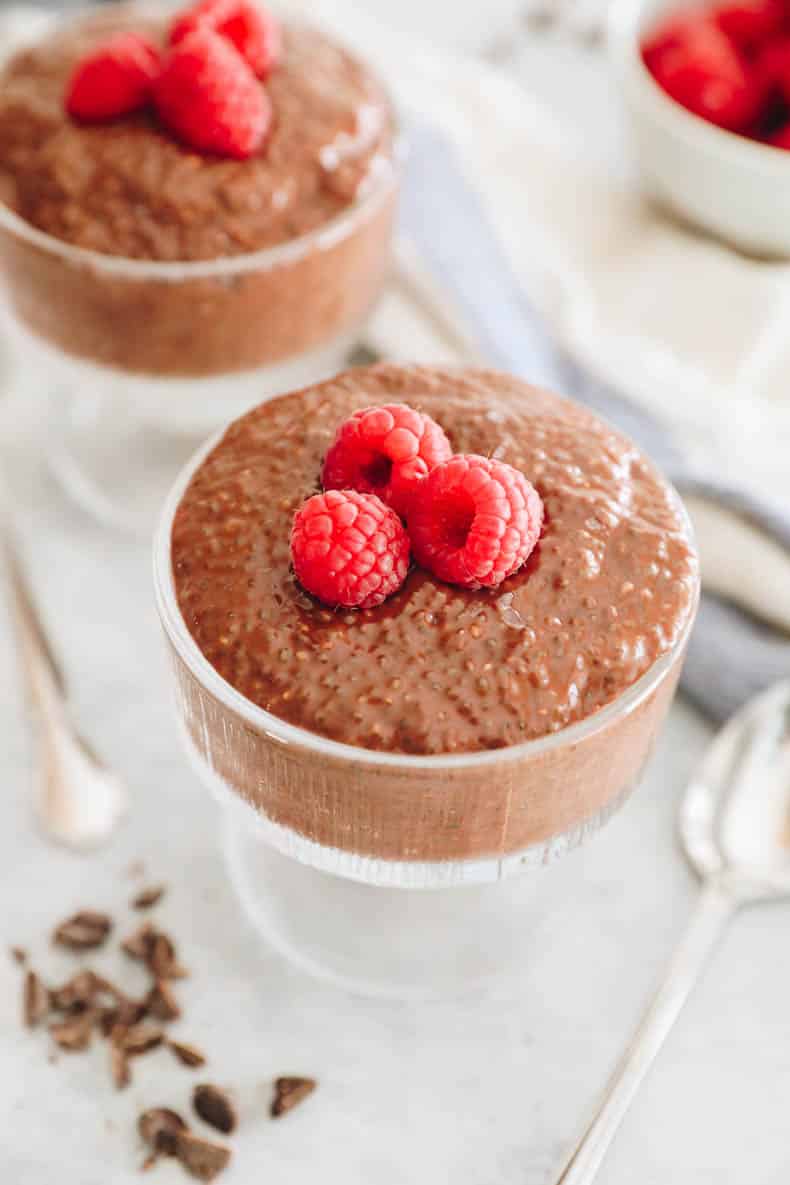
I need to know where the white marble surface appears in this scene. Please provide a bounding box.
[1,5,790,1184]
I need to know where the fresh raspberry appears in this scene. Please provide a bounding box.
[713,0,785,53]
[754,36,790,103]
[291,490,410,610]
[767,120,790,145]
[171,0,281,78]
[408,455,543,590]
[154,29,270,159]
[66,33,161,122]
[322,404,452,518]
[643,17,762,129]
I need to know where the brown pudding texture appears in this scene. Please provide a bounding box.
[0,8,397,376]
[0,10,393,261]
[171,365,697,756]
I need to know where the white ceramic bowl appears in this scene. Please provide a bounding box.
[609,0,790,257]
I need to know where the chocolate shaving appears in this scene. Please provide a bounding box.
[270,1076,317,1118]
[132,884,166,911]
[100,1009,119,1038]
[168,1040,206,1069]
[149,933,188,980]
[23,970,50,1028]
[110,1044,131,1090]
[101,995,147,1039]
[193,1084,237,1134]
[122,1021,164,1056]
[121,921,155,960]
[50,969,100,1013]
[122,923,187,980]
[10,946,27,965]
[139,1108,188,1157]
[145,979,181,1022]
[175,1131,232,1181]
[53,910,112,952]
[50,1009,95,1051]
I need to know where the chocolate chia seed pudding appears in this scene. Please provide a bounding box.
[158,365,699,864]
[0,6,397,377]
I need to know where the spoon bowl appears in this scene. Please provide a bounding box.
[554,680,790,1184]
[680,680,790,900]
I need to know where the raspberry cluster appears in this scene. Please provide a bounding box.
[290,403,544,610]
[643,0,790,146]
[65,0,279,159]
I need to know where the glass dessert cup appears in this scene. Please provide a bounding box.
[154,433,700,1000]
[0,14,398,535]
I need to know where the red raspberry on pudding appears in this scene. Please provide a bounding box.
[66,32,161,121]
[409,454,543,590]
[154,27,271,159]
[291,489,410,610]
[322,404,452,518]
[170,0,281,79]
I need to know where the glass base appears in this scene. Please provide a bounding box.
[221,797,551,1001]
[12,321,358,534]
[174,711,635,1000]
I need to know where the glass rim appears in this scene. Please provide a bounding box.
[0,5,401,280]
[153,417,700,773]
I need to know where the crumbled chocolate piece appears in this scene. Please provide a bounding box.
[121,921,155,961]
[23,970,50,1028]
[50,969,100,1013]
[110,1044,131,1090]
[10,946,27,965]
[123,1022,164,1056]
[149,933,188,981]
[100,1009,118,1038]
[53,910,112,951]
[139,1108,188,1156]
[118,990,148,1024]
[100,993,148,1038]
[193,1084,237,1134]
[122,923,187,980]
[168,1040,207,1069]
[50,1009,95,1051]
[132,885,166,911]
[145,979,181,1022]
[270,1076,317,1118]
[175,1131,232,1181]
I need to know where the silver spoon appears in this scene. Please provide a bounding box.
[553,679,790,1184]
[3,522,128,848]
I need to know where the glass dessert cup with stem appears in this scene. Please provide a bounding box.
[0,14,399,535]
[154,432,700,1001]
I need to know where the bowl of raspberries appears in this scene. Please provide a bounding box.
[610,0,790,255]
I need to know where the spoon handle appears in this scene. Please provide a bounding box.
[552,881,734,1185]
[2,518,127,848]
[2,523,66,705]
